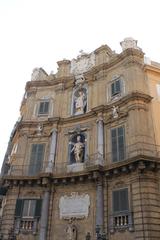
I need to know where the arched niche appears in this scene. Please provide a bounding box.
[68,133,87,165]
[71,85,88,116]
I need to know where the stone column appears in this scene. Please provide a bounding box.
[97,114,104,164]
[96,178,104,232]
[46,129,57,173]
[39,189,50,240]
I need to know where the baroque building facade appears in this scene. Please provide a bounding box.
[0,38,160,240]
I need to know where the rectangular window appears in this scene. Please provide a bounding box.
[22,200,36,218]
[15,199,42,218]
[111,79,121,97]
[38,101,49,115]
[111,126,125,162]
[113,188,129,213]
[28,144,45,175]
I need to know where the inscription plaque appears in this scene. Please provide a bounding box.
[59,192,90,219]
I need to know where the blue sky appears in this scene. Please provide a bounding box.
[0,0,160,168]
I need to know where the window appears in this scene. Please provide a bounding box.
[22,200,36,218]
[28,144,45,175]
[38,101,49,115]
[111,79,121,97]
[14,199,42,233]
[111,126,125,162]
[113,188,129,213]
[111,188,131,230]
[15,199,42,218]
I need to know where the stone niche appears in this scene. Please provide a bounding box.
[59,192,90,219]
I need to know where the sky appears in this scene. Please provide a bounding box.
[0,0,160,168]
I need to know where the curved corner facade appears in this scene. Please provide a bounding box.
[0,38,160,240]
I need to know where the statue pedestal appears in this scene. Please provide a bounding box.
[67,163,84,173]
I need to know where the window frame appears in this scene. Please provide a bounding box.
[107,76,125,103]
[111,126,126,163]
[38,100,50,116]
[22,199,36,218]
[111,79,121,97]
[28,143,46,176]
[112,188,129,214]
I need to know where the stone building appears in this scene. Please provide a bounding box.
[0,37,160,240]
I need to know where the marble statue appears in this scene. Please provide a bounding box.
[37,123,43,135]
[74,90,86,115]
[112,106,119,118]
[71,136,84,163]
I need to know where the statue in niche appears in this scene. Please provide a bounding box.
[112,105,119,118]
[73,88,87,115]
[66,220,77,240]
[71,135,85,163]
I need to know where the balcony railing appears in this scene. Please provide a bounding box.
[5,142,160,177]
[15,218,38,234]
[110,211,134,232]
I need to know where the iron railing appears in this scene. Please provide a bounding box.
[6,142,160,177]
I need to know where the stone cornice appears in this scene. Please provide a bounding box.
[25,49,144,91]
[144,64,160,74]
[1,158,160,188]
[17,91,152,131]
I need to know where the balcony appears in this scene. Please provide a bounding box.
[15,218,38,234]
[5,142,160,178]
[110,211,134,232]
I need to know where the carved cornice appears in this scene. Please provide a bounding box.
[85,48,144,80]
[25,76,75,91]
[17,92,152,131]
[25,49,144,91]
[1,158,160,188]
[144,64,160,74]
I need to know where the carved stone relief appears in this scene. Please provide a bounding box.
[71,52,95,75]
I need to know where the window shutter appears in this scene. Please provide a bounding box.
[29,144,45,175]
[34,199,42,217]
[111,82,115,96]
[113,191,119,212]
[29,144,37,175]
[113,188,129,213]
[39,102,44,114]
[37,144,45,167]
[44,102,49,113]
[120,188,129,211]
[118,127,125,161]
[115,79,121,93]
[15,199,23,217]
[111,129,118,162]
